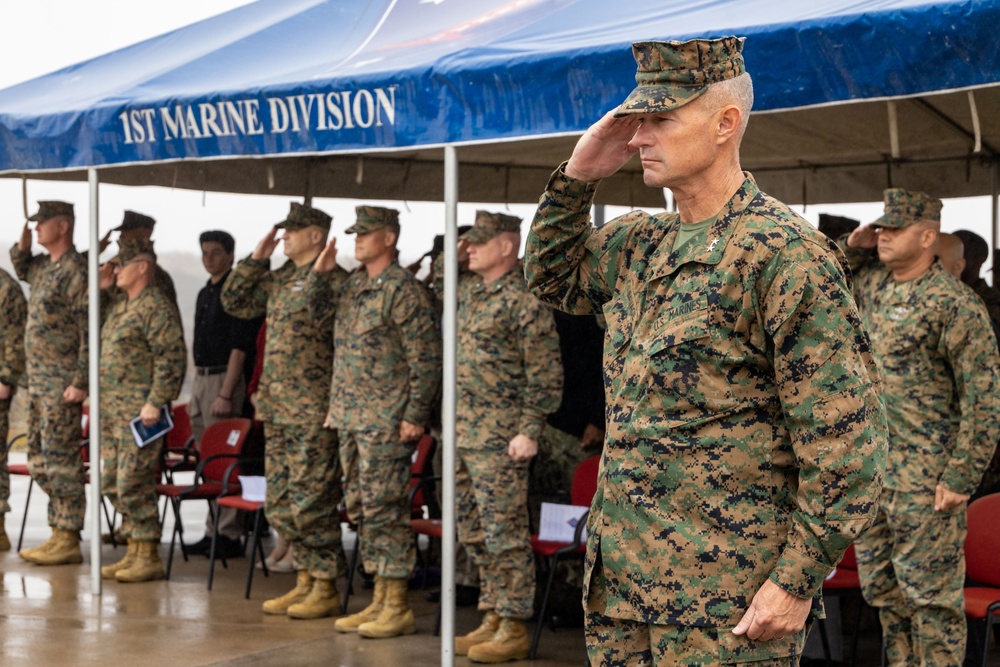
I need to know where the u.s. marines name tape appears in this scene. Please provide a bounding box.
[117,86,398,145]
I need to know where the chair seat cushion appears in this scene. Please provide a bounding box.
[411,518,443,537]
[823,568,861,590]
[964,587,1000,618]
[217,496,263,512]
[530,535,585,557]
[155,482,229,499]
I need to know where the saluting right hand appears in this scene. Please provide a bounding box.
[98,229,113,254]
[847,225,878,249]
[98,262,116,290]
[565,109,641,182]
[313,238,338,273]
[252,226,281,260]
[18,222,31,251]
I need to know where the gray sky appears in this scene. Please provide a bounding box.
[0,0,995,273]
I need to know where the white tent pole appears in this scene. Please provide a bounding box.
[87,168,102,595]
[992,160,998,287]
[440,145,458,667]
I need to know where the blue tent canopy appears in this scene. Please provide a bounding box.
[0,0,997,205]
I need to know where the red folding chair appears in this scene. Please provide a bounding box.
[155,417,252,580]
[529,454,600,660]
[964,492,1000,667]
[161,402,198,483]
[815,543,865,667]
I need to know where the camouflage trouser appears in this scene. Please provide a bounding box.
[530,423,595,528]
[856,488,966,667]
[586,563,805,666]
[0,398,10,514]
[264,422,345,580]
[27,393,85,531]
[340,429,415,579]
[101,421,163,541]
[456,443,535,619]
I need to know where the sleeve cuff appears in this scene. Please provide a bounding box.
[547,162,600,207]
[518,417,546,441]
[768,545,832,599]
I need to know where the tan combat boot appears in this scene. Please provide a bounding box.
[455,610,501,656]
[287,577,340,620]
[467,617,530,663]
[357,576,416,638]
[334,574,386,632]
[101,539,138,579]
[116,540,164,583]
[18,529,59,563]
[31,529,84,566]
[0,516,9,551]
[262,570,314,615]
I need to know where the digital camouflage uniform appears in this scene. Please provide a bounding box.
[844,189,1000,667]
[221,222,347,582]
[11,226,89,533]
[965,276,1000,499]
[526,156,887,663]
[311,207,441,580]
[0,267,27,520]
[435,211,564,621]
[99,241,186,542]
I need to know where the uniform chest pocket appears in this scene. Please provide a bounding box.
[350,294,387,336]
[640,308,736,412]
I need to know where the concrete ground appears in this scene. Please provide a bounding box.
[1,450,997,666]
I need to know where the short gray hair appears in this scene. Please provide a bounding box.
[702,72,754,135]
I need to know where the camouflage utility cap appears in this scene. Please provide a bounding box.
[463,210,522,244]
[113,210,156,232]
[111,239,157,264]
[28,200,74,222]
[871,188,943,229]
[345,206,400,234]
[275,202,332,231]
[615,36,746,117]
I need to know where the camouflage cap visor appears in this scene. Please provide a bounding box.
[345,219,394,234]
[615,83,709,116]
[462,225,497,245]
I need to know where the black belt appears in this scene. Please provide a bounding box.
[196,365,229,376]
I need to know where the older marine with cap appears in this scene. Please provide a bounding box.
[525,37,887,664]
[11,200,91,567]
[97,239,186,583]
[846,188,1000,666]
[433,209,563,663]
[308,205,441,638]
[222,201,348,620]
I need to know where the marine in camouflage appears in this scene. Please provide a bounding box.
[525,165,887,659]
[220,221,347,581]
[11,237,89,532]
[433,241,563,620]
[99,240,186,541]
[843,192,1000,666]
[308,221,441,579]
[264,422,345,579]
[0,267,27,516]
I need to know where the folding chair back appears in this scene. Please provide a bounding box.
[966,492,1000,586]
[409,434,438,516]
[199,418,253,486]
[167,403,194,450]
[571,455,600,507]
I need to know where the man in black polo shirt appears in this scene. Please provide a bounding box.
[187,230,263,558]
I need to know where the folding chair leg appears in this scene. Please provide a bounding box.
[816,619,832,667]
[165,499,182,580]
[245,508,266,599]
[207,501,223,591]
[341,532,361,615]
[847,595,863,667]
[16,478,34,552]
[530,552,562,660]
[101,499,117,548]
